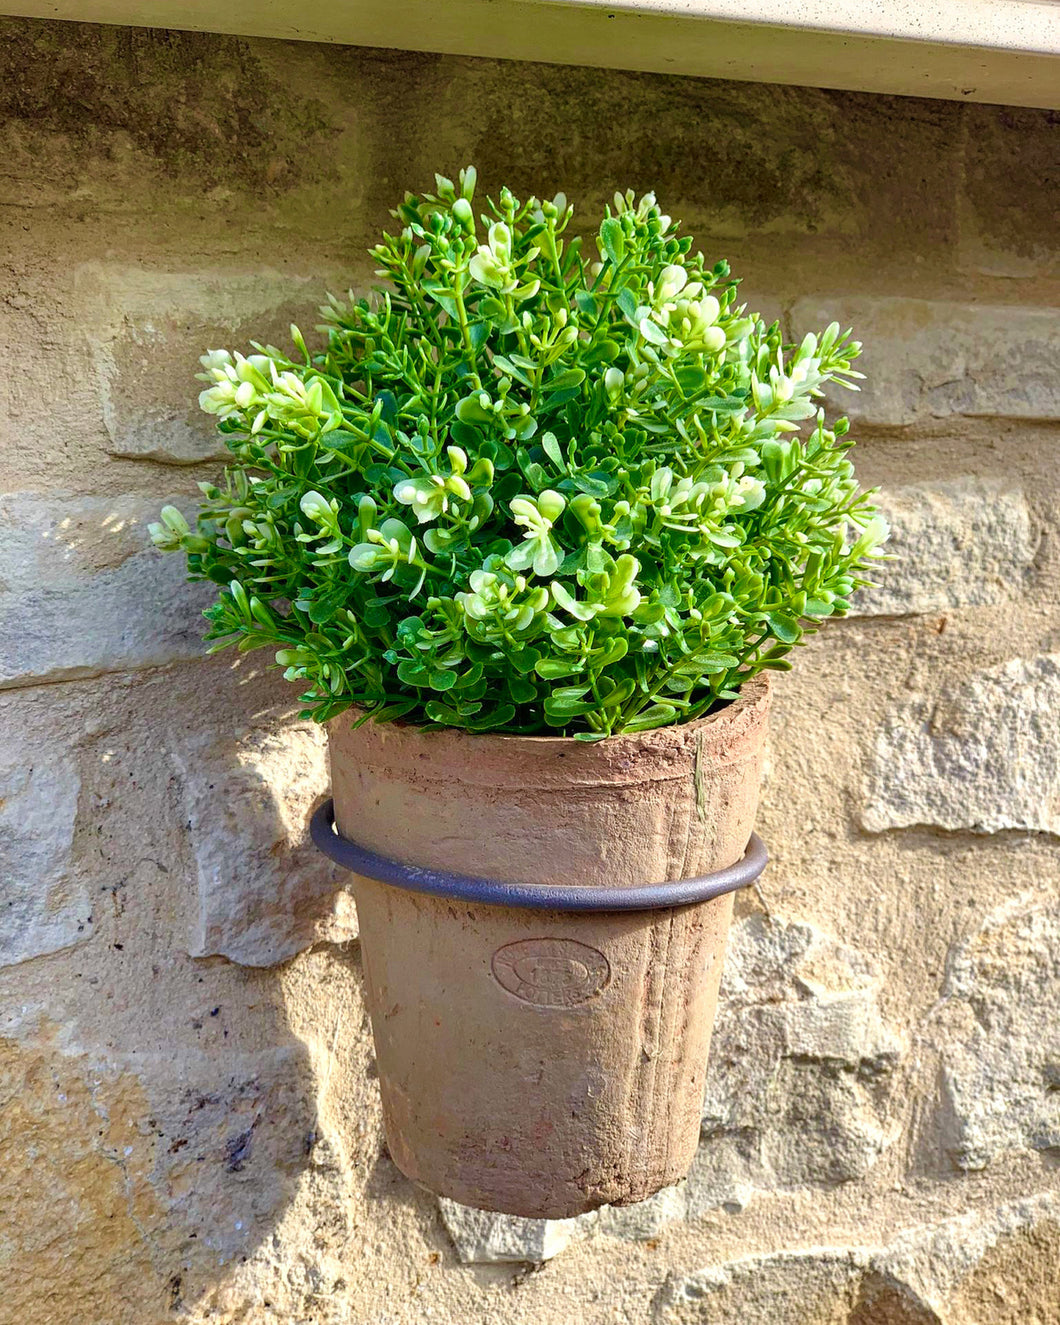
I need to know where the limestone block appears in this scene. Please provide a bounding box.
[0,692,89,967]
[655,1193,1059,1324]
[594,1183,690,1241]
[438,1183,687,1264]
[75,263,335,464]
[173,721,356,967]
[689,915,902,1213]
[790,297,1060,426]
[438,1198,585,1264]
[862,654,1060,835]
[0,491,213,688]
[851,478,1036,617]
[936,895,1060,1170]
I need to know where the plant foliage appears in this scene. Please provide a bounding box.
[151,169,887,737]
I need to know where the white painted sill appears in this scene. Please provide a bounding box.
[3,0,1059,107]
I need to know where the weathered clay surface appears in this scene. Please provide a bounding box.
[862,653,1060,835]
[936,895,1060,1171]
[850,478,1036,617]
[332,679,770,1217]
[174,721,356,966]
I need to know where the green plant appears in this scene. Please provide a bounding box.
[151,169,886,738]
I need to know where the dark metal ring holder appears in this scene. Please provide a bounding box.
[311,799,767,912]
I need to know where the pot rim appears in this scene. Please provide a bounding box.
[327,673,771,789]
[337,671,769,751]
[311,799,766,912]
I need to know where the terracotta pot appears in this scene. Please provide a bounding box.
[320,675,770,1219]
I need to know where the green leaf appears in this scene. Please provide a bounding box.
[308,592,345,625]
[599,217,626,267]
[547,368,585,392]
[766,612,802,644]
[692,652,739,673]
[639,317,669,347]
[598,679,635,708]
[374,390,399,423]
[542,386,584,409]
[616,288,638,321]
[423,700,463,725]
[623,703,678,732]
[493,355,533,387]
[544,686,594,720]
[673,365,707,394]
[534,657,583,680]
[468,321,491,350]
[509,646,542,674]
[465,704,517,731]
[582,338,620,365]
[455,394,494,424]
[541,432,565,470]
[373,698,419,722]
[698,396,747,414]
[396,659,430,686]
[571,473,614,498]
[508,675,537,704]
[319,430,367,458]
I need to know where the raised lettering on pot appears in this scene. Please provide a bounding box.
[491,938,610,1007]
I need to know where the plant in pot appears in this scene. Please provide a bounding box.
[151,168,887,1220]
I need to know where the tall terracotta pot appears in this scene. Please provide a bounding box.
[316,675,770,1219]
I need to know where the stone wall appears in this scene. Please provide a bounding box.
[1,18,1057,1324]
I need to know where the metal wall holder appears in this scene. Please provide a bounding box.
[311,799,767,913]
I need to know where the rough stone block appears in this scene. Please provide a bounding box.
[75,263,334,464]
[594,1183,689,1241]
[862,654,1060,835]
[0,491,213,689]
[937,896,1060,1171]
[852,477,1036,617]
[438,1198,585,1264]
[656,1193,1059,1324]
[0,692,89,967]
[791,297,1060,426]
[173,721,356,967]
[438,1181,688,1264]
[689,915,902,1214]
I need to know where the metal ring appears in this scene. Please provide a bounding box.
[311,799,767,913]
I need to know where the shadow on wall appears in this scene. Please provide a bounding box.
[0,631,392,1323]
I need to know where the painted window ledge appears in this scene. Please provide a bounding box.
[3,0,1058,107]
